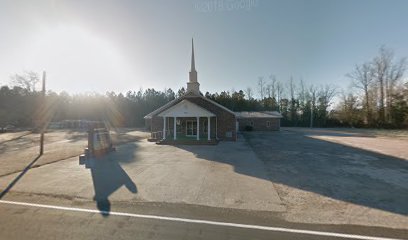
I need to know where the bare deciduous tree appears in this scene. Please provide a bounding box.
[268,74,277,99]
[276,80,284,112]
[386,57,407,122]
[369,46,407,125]
[318,84,337,109]
[287,76,297,123]
[347,62,374,125]
[317,84,337,126]
[309,84,318,128]
[10,71,40,92]
[372,46,392,124]
[257,76,266,100]
[298,78,307,110]
[338,90,360,127]
[244,87,253,100]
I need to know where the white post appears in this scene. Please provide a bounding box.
[207,117,210,140]
[173,117,177,140]
[215,117,218,139]
[196,117,199,140]
[163,117,166,140]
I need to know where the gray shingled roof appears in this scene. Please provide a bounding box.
[235,111,283,119]
[144,92,236,119]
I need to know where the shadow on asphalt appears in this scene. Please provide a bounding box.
[176,131,408,216]
[246,131,408,216]
[66,132,87,142]
[0,132,33,154]
[0,154,41,199]
[283,128,377,138]
[0,131,32,145]
[88,143,138,217]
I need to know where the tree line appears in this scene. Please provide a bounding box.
[342,47,407,128]
[1,47,407,129]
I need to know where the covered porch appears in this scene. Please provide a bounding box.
[157,100,217,144]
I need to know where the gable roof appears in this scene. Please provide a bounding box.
[158,99,215,117]
[263,111,283,118]
[235,111,283,119]
[144,97,183,119]
[144,92,235,119]
[200,95,236,115]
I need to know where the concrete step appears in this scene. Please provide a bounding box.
[156,139,218,145]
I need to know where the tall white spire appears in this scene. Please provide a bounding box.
[187,38,200,94]
[191,38,196,72]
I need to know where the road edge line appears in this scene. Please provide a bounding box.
[0,199,404,240]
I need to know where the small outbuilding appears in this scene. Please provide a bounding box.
[235,111,282,131]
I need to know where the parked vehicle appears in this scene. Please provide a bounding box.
[0,124,15,133]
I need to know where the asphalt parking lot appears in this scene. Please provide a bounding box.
[0,133,284,212]
[244,128,408,228]
[0,128,407,237]
[0,129,148,176]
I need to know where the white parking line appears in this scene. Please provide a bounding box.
[0,200,404,240]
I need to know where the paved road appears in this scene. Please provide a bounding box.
[0,197,406,240]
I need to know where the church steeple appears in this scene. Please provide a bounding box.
[187,38,200,94]
[191,38,196,72]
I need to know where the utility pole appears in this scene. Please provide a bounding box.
[310,90,315,128]
[39,71,46,155]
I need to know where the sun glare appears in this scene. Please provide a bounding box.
[22,25,133,93]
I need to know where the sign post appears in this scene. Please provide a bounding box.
[79,124,115,167]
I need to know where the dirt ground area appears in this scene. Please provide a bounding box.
[244,128,408,228]
[283,127,408,160]
[285,127,408,139]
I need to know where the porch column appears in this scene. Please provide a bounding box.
[207,117,211,140]
[163,116,166,140]
[196,116,200,140]
[173,117,177,140]
[215,117,218,139]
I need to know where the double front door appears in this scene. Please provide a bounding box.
[186,120,197,136]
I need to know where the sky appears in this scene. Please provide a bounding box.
[0,0,408,97]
